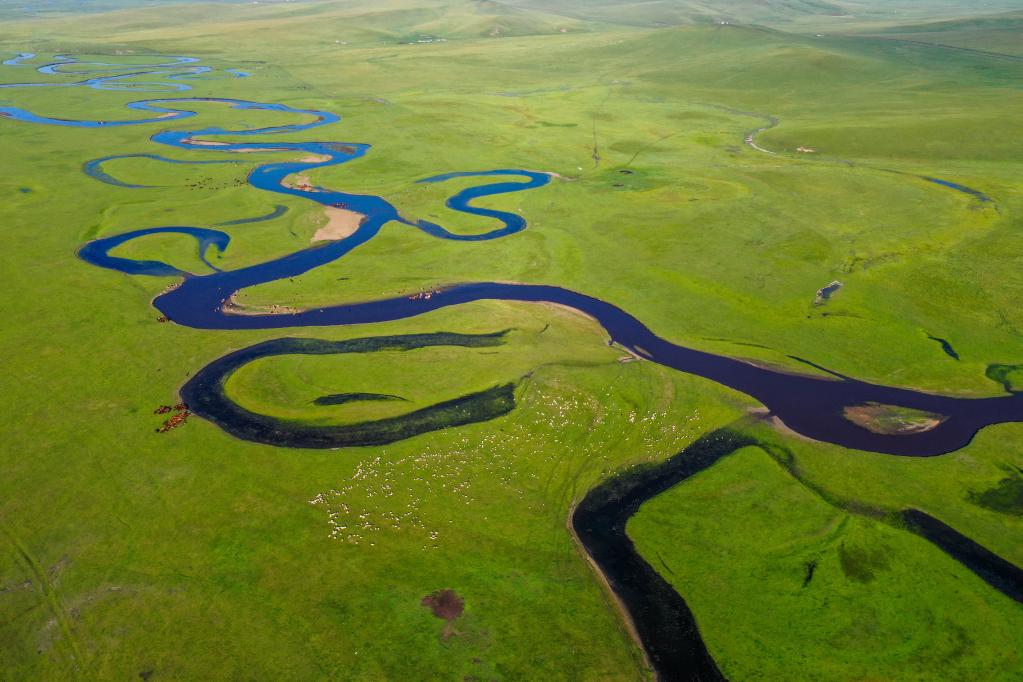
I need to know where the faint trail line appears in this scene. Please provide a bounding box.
[0,524,84,671]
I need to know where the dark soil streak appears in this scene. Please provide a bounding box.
[421,589,464,621]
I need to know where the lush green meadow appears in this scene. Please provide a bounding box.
[1,1,1021,679]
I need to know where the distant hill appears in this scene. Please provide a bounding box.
[5,0,1023,33]
[0,0,593,46]
[2,0,1021,47]
[860,10,1023,55]
[505,0,854,27]
[500,0,1023,30]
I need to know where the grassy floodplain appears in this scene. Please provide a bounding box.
[1,0,1022,679]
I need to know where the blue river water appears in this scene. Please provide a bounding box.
[3,52,35,66]
[6,53,1023,682]
[3,54,1021,459]
[922,176,992,202]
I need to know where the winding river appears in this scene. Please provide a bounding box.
[4,53,1021,680]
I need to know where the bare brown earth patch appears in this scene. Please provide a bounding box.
[224,292,301,316]
[285,174,320,192]
[181,138,285,152]
[422,588,464,620]
[182,137,227,146]
[748,407,821,443]
[422,589,464,638]
[312,207,365,242]
[528,169,576,181]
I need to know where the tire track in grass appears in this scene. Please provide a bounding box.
[0,524,84,671]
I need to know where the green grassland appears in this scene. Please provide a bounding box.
[1,0,1021,679]
[630,442,1023,680]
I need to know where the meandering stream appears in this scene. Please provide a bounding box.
[4,54,1021,680]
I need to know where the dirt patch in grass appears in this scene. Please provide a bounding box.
[422,589,465,639]
[421,589,464,621]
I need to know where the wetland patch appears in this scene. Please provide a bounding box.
[843,403,947,435]
[181,332,516,448]
[986,364,1023,394]
[313,392,407,407]
[968,468,1023,517]
[927,334,960,360]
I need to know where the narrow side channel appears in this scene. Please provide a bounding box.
[572,426,756,681]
